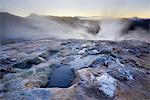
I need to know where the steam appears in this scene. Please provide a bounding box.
[97,19,127,40]
[96,18,150,42]
[120,29,150,42]
[21,15,96,39]
[1,13,150,43]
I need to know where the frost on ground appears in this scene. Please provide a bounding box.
[96,73,116,97]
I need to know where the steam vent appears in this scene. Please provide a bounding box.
[1,39,150,100]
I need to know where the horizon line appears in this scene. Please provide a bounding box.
[1,11,150,19]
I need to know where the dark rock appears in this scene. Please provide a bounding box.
[0,59,11,65]
[89,55,113,67]
[89,57,106,67]
[12,57,43,69]
[107,67,134,81]
[39,52,49,60]
[47,49,58,56]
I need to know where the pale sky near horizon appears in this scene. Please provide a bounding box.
[1,0,150,18]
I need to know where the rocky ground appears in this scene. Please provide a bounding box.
[0,39,150,100]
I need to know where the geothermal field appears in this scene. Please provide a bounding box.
[0,11,150,100]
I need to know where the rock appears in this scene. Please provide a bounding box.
[12,57,44,69]
[73,67,117,99]
[78,48,87,54]
[39,52,49,60]
[107,67,134,81]
[89,55,112,67]
[96,73,117,97]
[0,39,150,100]
[0,67,15,80]
[0,59,12,65]
[3,88,53,100]
[81,42,95,48]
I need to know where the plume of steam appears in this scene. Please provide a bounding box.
[96,18,127,40]
[96,18,150,42]
[1,13,150,43]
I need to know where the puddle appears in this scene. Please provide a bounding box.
[48,66,75,88]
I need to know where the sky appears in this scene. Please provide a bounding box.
[1,0,150,18]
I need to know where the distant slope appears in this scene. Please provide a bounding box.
[123,18,150,33]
